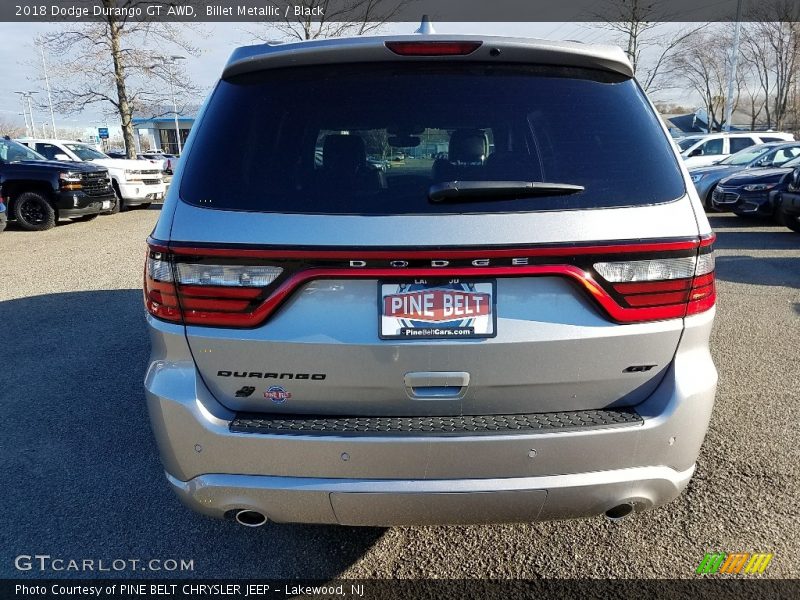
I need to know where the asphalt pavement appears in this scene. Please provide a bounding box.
[1,210,798,579]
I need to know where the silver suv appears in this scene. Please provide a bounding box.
[144,35,717,527]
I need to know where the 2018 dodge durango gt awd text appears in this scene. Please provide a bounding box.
[143,35,718,527]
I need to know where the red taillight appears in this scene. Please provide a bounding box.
[385,41,482,56]
[144,242,283,326]
[686,272,716,315]
[593,235,716,321]
[144,245,181,323]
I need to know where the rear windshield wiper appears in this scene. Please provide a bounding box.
[428,180,585,203]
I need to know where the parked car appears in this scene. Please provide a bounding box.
[0,197,6,233]
[17,139,165,212]
[678,132,794,168]
[367,157,391,172]
[712,154,800,218]
[689,142,800,208]
[140,152,179,175]
[776,167,800,232]
[0,137,114,230]
[144,34,718,527]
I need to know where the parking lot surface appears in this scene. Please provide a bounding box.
[1,210,798,578]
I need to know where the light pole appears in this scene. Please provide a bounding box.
[15,92,38,137]
[14,92,30,136]
[26,93,38,137]
[153,55,187,154]
[40,45,57,137]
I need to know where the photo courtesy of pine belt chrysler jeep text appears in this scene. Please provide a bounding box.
[143,34,717,527]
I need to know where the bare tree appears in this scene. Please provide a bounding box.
[739,63,767,130]
[248,0,409,42]
[0,118,27,138]
[670,29,737,131]
[34,1,202,158]
[360,129,390,160]
[589,0,703,93]
[740,3,800,130]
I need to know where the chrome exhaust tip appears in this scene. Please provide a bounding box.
[235,509,268,527]
[604,503,635,522]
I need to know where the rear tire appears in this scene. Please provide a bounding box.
[779,209,800,232]
[13,191,57,231]
[74,213,99,222]
[111,182,124,213]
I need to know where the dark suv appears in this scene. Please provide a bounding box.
[144,35,717,527]
[0,137,114,231]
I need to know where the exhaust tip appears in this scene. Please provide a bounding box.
[235,509,268,527]
[604,503,635,522]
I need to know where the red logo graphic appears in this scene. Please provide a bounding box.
[383,289,490,321]
[264,386,292,403]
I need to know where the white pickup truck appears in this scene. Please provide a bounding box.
[17,138,166,211]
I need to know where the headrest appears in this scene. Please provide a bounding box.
[323,135,366,173]
[449,129,488,164]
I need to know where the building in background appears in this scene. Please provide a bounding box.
[132,115,195,154]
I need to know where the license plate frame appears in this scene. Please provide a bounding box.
[378,279,497,340]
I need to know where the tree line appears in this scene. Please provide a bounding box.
[10,0,800,158]
[596,0,800,132]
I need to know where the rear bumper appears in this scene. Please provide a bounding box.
[144,309,717,525]
[118,181,165,204]
[166,465,694,526]
[54,190,116,217]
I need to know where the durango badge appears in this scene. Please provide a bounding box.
[264,386,292,404]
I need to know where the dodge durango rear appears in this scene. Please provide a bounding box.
[143,33,717,527]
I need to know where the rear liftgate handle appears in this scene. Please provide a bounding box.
[403,371,470,400]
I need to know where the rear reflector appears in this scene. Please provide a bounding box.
[385,41,482,56]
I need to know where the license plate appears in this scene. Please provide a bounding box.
[379,279,496,339]
[101,200,112,210]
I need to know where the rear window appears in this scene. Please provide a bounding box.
[677,137,701,151]
[0,139,46,162]
[181,63,685,214]
[65,143,107,160]
[729,137,756,153]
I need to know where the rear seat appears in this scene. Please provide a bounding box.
[432,129,489,182]
[318,134,386,194]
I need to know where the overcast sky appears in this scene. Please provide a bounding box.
[0,21,644,136]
